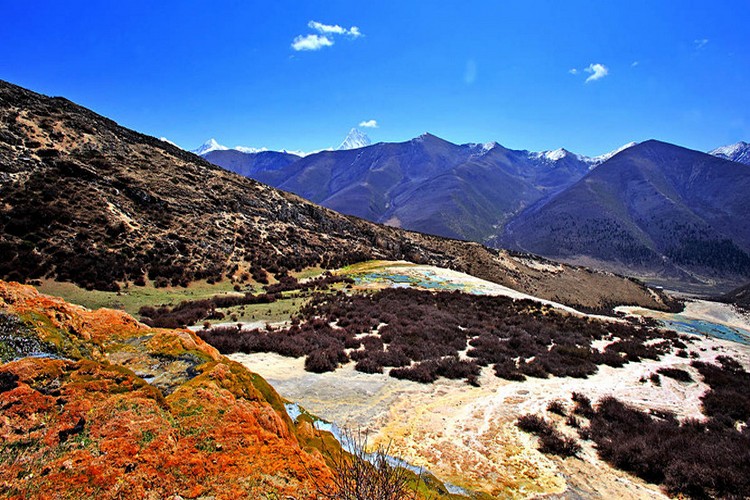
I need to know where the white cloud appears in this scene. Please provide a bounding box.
[359,119,378,128]
[308,20,362,38]
[631,61,640,67]
[291,34,334,51]
[694,38,709,50]
[584,63,609,83]
[568,68,579,75]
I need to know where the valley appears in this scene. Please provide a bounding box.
[2,76,750,500]
[4,0,750,496]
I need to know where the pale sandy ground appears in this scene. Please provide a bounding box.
[230,333,749,499]
[226,264,750,498]
[351,263,587,316]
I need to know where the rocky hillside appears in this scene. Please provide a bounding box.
[0,80,671,313]
[0,280,334,499]
[716,281,750,311]
[500,140,750,292]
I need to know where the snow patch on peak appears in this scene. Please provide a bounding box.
[338,128,372,150]
[468,141,498,154]
[543,148,568,161]
[525,142,637,169]
[528,148,569,164]
[191,140,277,156]
[461,141,499,156]
[191,138,228,156]
[710,141,750,165]
[282,148,332,157]
[588,141,637,165]
[414,132,444,143]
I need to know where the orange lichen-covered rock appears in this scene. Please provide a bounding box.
[0,281,333,499]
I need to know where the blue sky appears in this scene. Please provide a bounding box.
[2,1,749,155]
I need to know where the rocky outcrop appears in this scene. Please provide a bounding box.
[0,281,332,499]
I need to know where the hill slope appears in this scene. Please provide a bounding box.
[716,281,750,311]
[0,80,671,312]
[500,140,750,290]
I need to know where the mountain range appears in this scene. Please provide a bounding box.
[200,132,750,291]
[189,127,373,159]
[202,133,635,242]
[0,79,670,313]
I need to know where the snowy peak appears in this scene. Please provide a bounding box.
[338,128,372,150]
[543,148,569,161]
[529,148,571,163]
[710,141,750,165]
[481,141,499,152]
[191,138,228,156]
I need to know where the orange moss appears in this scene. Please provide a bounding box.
[0,281,334,499]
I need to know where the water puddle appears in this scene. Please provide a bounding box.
[659,318,750,345]
[615,302,750,346]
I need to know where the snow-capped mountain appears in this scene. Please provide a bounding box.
[191,138,228,156]
[528,148,575,164]
[710,141,750,165]
[338,128,372,150]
